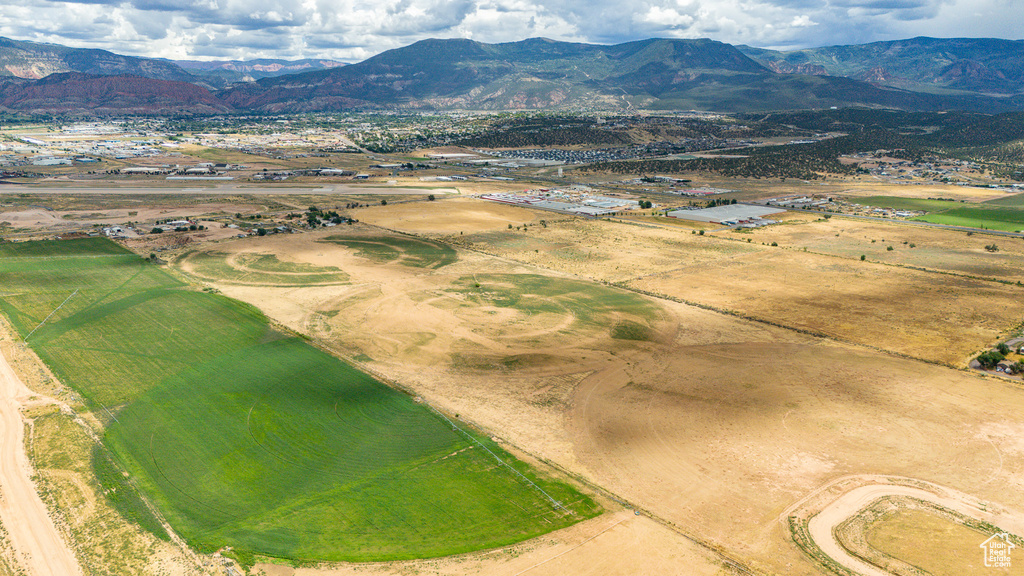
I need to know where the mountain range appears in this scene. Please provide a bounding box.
[0,35,1022,115]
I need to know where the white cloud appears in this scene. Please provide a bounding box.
[0,0,1016,62]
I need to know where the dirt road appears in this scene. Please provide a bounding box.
[806,478,1024,576]
[0,346,82,576]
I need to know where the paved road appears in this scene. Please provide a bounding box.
[0,345,83,576]
[0,183,453,196]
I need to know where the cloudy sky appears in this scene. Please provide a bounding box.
[0,0,1020,62]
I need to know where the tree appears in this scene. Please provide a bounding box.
[997,342,1011,355]
[428,194,436,201]
[151,227,163,234]
[860,254,866,261]
[381,199,388,206]
[977,350,1005,368]
[257,228,267,236]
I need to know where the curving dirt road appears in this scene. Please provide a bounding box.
[805,477,1024,576]
[0,346,83,576]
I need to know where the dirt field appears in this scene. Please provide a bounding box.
[864,507,1012,576]
[374,201,1022,365]
[453,216,763,283]
[173,222,1024,576]
[835,183,1017,203]
[628,248,1024,365]
[729,215,1024,283]
[0,334,82,576]
[350,197,548,234]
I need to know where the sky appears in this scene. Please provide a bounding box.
[0,0,1021,62]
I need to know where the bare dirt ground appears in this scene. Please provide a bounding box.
[0,340,82,576]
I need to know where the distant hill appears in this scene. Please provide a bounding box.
[171,58,346,86]
[0,72,232,114]
[0,35,1023,114]
[738,37,1024,95]
[217,37,1023,113]
[0,36,199,84]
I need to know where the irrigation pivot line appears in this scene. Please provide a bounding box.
[430,407,567,512]
[25,289,78,341]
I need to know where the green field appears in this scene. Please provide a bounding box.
[183,250,351,286]
[913,207,1024,231]
[847,195,1024,231]
[849,195,965,212]
[448,273,658,332]
[983,192,1024,207]
[0,238,599,563]
[321,235,458,269]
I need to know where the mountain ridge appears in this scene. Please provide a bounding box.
[2,35,1024,114]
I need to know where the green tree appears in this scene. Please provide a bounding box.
[977,350,1005,368]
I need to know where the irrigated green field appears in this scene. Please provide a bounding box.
[0,238,599,564]
[320,234,458,269]
[182,250,351,286]
[851,195,965,212]
[914,207,1024,231]
[847,195,1024,231]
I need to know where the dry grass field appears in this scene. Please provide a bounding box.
[729,215,1024,283]
[167,206,1024,576]
[857,502,1014,576]
[351,196,548,234]
[369,202,1022,366]
[628,248,1024,365]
